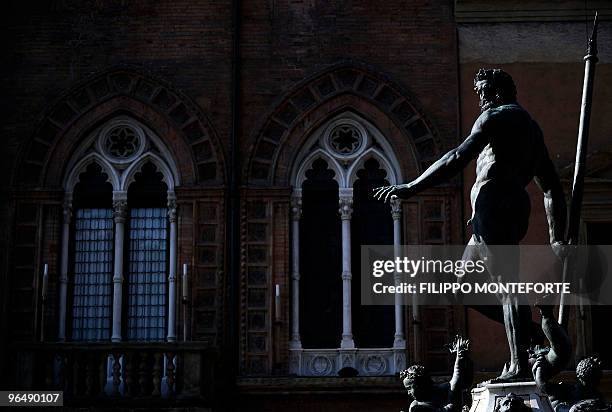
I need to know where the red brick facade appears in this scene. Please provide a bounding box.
[2,1,612,411]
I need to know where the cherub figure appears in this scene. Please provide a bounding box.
[529,303,608,411]
[568,399,612,412]
[400,336,473,412]
[534,355,606,412]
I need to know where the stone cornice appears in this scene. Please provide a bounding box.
[455,0,612,23]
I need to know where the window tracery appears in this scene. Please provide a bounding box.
[289,113,406,376]
[59,117,180,343]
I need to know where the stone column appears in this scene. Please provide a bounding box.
[390,198,406,349]
[167,192,178,342]
[289,191,302,350]
[111,192,127,342]
[58,193,72,341]
[339,189,354,349]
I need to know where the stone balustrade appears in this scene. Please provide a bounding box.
[8,342,216,406]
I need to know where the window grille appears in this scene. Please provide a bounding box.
[126,207,168,341]
[71,208,113,341]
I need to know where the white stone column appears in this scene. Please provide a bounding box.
[339,189,355,349]
[58,193,72,341]
[167,191,178,342]
[111,192,127,342]
[289,191,302,350]
[390,198,406,349]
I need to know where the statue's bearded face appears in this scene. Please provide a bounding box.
[474,80,498,112]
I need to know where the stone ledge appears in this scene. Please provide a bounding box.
[236,376,405,395]
[455,0,612,22]
[236,371,612,397]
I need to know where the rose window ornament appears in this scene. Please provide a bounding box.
[105,126,139,158]
[98,121,145,164]
[328,124,363,156]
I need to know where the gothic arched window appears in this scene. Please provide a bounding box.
[289,113,405,376]
[59,117,180,343]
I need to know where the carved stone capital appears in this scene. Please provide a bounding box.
[112,200,128,223]
[390,197,402,220]
[167,195,178,223]
[338,196,353,220]
[63,207,73,225]
[62,192,73,224]
[290,196,302,221]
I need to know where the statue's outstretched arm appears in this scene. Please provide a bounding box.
[450,353,473,391]
[448,336,473,403]
[373,119,489,202]
[533,123,567,246]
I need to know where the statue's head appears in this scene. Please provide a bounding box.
[569,399,612,412]
[495,393,531,412]
[576,356,602,388]
[473,68,517,112]
[400,365,433,400]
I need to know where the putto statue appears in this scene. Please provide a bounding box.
[400,336,472,412]
[375,68,567,382]
[534,355,609,411]
[568,399,612,412]
[530,302,610,411]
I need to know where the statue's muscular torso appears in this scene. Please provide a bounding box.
[470,104,545,244]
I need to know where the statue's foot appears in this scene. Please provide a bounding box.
[478,363,531,386]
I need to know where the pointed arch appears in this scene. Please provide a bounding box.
[64,152,121,192]
[121,152,178,191]
[15,66,225,188]
[293,148,345,188]
[244,61,442,186]
[347,147,400,187]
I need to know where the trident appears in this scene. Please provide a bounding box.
[558,12,599,329]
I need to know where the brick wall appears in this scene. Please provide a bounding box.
[239,0,459,161]
[1,0,466,408]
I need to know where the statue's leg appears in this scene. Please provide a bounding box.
[498,295,532,380]
[463,237,505,324]
[485,244,531,381]
[473,185,533,382]
[464,304,544,346]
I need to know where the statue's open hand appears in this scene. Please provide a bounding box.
[447,335,470,355]
[373,184,411,202]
